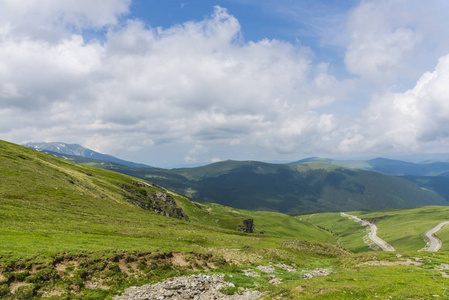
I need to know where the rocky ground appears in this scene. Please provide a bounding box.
[113,274,263,300]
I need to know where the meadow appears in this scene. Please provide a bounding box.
[2,140,449,299]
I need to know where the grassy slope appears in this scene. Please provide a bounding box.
[3,140,449,299]
[304,206,449,252]
[300,213,371,253]
[0,140,337,253]
[355,206,449,251]
[0,140,344,299]
[74,159,448,214]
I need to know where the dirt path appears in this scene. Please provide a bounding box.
[340,212,395,252]
[421,221,449,252]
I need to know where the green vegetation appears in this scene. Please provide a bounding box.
[299,213,371,253]
[355,206,449,251]
[4,139,449,299]
[56,158,448,214]
[0,140,342,298]
[305,206,449,252]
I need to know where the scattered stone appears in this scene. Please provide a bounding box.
[301,268,332,279]
[439,271,449,278]
[256,265,275,273]
[301,273,314,279]
[275,264,297,272]
[114,274,263,300]
[243,269,260,277]
[267,275,282,284]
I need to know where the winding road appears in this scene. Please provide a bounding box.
[340,212,395,252]
[421,221,449,252]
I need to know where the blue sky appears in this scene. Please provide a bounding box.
[1,0,449,168]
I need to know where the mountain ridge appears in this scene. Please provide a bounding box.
[23,141,153,168]
[23,142,449,214]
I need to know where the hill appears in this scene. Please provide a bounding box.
[3,140,449,299]
[87,160,448,214]
[23,142,153,168]
[292,156,449,177]
[0,139,342,298]
[31,145,449,213]
[304,206,449,252]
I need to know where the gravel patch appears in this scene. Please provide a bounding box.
[114,274,262,300]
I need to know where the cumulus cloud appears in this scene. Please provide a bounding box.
[0,4,352,165]
[344,0,449,88]
[2,1,449,166]
[359,54,449,153]
[0,0,130,41]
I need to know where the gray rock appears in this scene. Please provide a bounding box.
[114,274,262,300]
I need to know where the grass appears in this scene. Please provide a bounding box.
[0,140,344,298]
[354,206,449,251]
[3,139,449,299]
[303,206,449,252]
[265,252,449,299]
[299,213,371,253]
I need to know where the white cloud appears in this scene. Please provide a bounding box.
[45,6,347,159]
[344,1,420,86]
[3,1,449,166]
[358,53,449,153]
[0,0,130,41]
[344,0,449,89]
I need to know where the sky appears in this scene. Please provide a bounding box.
[1,0,449,168]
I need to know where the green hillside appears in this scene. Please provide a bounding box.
[294,156,449,177]
[305,206,449,252]
[3,140,449,299]
[91,160,447,214]
[0,140,340,298]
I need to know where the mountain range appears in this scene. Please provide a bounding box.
[23,142,153,168]
[24,142,449,214]
[293,156,449,177]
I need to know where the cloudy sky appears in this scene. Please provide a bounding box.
[1,0,449,168]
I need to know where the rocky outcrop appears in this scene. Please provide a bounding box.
[114,274,262,300]
[238,219,254,233]
[120,182,189,221]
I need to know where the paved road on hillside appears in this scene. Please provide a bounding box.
[422,221,449,252]
[340,212,396,252]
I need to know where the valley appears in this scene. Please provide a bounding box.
[25,143,449,214]
[2,140,449,299]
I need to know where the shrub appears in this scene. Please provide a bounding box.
[0,284,9,297]
[14,284,35,299]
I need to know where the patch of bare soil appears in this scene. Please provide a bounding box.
[30,264,38,274]
[85,279,110,290]
[311,287,339,295]
[55,263,66,276]
[118,259,131,275]
[170,252,189,267]
[10,282,31,294]
[42,289,65,298]
[360,259,424,267]
[295,286,306,292]
[0,271,5,281]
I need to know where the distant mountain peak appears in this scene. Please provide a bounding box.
[23,142,153,168]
